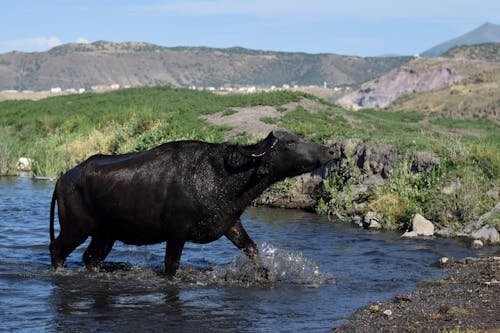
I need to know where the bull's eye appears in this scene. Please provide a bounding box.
[287,142,296,149]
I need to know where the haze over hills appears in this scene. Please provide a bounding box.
[422,22,500,57]
[0,41,409,91]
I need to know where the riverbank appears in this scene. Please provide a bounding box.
[1,87,498,240]
[254,138,499,247]
[335,256,500,332]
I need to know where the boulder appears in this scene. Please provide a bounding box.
[412,214,435,236]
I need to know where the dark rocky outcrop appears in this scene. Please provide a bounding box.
[254,140,439,210]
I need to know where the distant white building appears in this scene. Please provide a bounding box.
[50,87,62,93]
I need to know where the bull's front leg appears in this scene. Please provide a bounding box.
[225,219,258,259]
[225,219,268,279]
[164,240,185,278]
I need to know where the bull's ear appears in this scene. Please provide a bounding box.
[237,132,278,158]
[224,147,254,172]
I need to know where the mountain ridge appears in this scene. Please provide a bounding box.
[0,41,410,91]
[422,22,500,57]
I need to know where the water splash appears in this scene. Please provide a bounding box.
[207,242,334,287]
[50,243,333,288]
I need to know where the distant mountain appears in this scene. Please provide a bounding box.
[0,41,410,91]
[422,22,500,57]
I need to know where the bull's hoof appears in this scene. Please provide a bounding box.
[51,265,64,273]
[85,264,101,273]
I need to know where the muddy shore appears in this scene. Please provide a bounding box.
[335,256,500,332]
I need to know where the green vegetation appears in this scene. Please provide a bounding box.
[260,116,280,124]
[369,149,495,230]
[0,87,303,177]
[0,86,498,232]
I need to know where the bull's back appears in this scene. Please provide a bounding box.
[65,141,222,244]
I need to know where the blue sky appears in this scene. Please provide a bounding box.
[1,0,498,56]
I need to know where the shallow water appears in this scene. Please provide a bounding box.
[0,176,494,332]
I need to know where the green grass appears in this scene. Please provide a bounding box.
[0,86,498,232]
[0,87,304,177]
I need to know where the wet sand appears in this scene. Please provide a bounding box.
[336,256,500,332]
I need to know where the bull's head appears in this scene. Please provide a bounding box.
[227,130,333,179]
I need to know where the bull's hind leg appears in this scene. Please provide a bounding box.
[83,235,115,269]
[50,231,89,269]
[50,195,92,269]
[164,240,185,278]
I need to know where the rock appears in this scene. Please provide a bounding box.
[411,152,440,173]
[486,189,498,198]
[439,257,449,265]
[369,304,380,313]
[412,214,434,236]
[464,202,500,233]
[403,214,434,237]
[441,178,461,195]
[16,157,33,171]
[253,170,325,210]
[352,215,363,227]
[382,309,393,316]
[363,211,383,229]
[435,227,454,238]
[471,239,484,249]
[471,225,500,244]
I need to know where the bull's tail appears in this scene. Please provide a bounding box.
[50,188,57,243]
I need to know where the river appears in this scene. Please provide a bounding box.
[0,176,493,332]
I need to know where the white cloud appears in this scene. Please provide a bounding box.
[75,37,89,44]
[0,36,62,53]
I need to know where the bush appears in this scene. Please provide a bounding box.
[367,148,496,231]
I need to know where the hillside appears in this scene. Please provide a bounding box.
[389,43,500,121]
[337,43,500,111]
[388,65,500,123]
[422,22,500,57]
[443,42,500,62]
[0,41,410,91]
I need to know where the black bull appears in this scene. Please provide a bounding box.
[49,130,334,277]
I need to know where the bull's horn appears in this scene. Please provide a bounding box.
[237,134,278,158]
